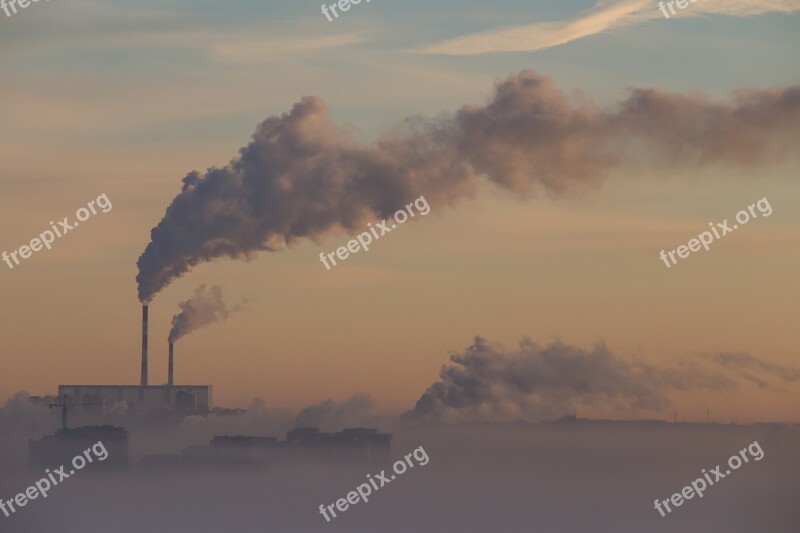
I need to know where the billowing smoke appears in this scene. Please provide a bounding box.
[137,70,800,301]
[404,336,736,423]
[294,393,375,431]
[168,285,243,343]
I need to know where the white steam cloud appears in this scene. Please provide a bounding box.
[168,285,244,343]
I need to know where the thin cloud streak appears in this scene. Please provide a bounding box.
[419,0,800,55]
[211,34,366,64]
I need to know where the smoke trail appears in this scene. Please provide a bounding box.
[168,285,243,343]
[137,70,800,301]
[703,352,800,388]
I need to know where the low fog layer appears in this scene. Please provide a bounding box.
[3,333,798,532]
[1,404,797,532]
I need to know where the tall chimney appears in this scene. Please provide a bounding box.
[140,305,149,386]
[168,341,174,386]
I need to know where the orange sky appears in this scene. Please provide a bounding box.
[1,159,798,422]
[1,1,798,423]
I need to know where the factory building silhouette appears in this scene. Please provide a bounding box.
[36,304,393,467]
[175,428,393,466]
[58,305,212,415]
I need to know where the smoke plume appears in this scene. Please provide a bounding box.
[168,285,243,343]
[404,336,737,423]
[137,70,800,301]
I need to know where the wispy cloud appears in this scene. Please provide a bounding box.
[210,33,366,64]
[0,0,366,63]
[419,0,800,55]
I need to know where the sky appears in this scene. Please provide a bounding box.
[1,0,799,422]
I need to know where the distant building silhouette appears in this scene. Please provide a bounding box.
[178,427,392,466]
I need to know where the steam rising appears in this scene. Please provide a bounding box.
[294,393,375,431]
[168,285,243,343]
[137,71,800,301]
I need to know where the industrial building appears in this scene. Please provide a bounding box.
[56,384,212,413]
[58,305,212,414]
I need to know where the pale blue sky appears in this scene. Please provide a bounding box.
[1,0,798,148]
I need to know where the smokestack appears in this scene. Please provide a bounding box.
[168,341,174,386]
[140,305,149,386]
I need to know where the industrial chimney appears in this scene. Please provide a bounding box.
[168,341,174,386]
[140,305,149,386]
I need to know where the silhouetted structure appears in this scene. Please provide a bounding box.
[179,427,392,466]
[57,305,212,416]
[56,385,212,414]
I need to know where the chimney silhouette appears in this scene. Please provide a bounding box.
[140,305,149,386]
[168,341,174,386]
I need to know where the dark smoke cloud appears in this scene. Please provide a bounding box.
[137,71,800,301]
[168,285,244,343]
[294,393,375,431]
[404,336,736,423]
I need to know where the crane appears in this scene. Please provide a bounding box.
[49,394,105,431]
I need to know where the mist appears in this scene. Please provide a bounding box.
[2,403,797,532]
